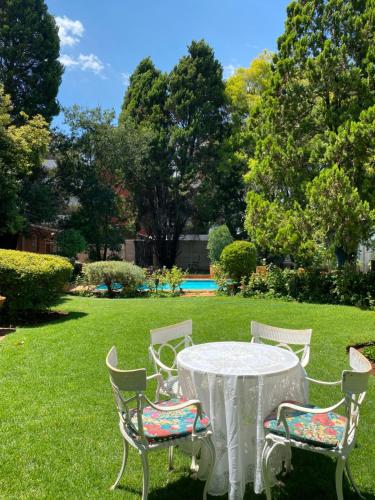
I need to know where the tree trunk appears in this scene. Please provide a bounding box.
[95,243,102,261]
[154,237,180,268]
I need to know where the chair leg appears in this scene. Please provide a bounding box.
[345,459,365,499]
[141,451,149,500]
[335,458,345,500]
[261,441,273,500]
[110,438,128,491]
[191,439,198,473]
[168,446,174,471]
[203,436,216,500]
[283,441,293,475]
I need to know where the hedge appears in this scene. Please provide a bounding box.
[238,265,375,308]
[0,249,73,317]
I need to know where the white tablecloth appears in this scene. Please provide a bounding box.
[177,341,308,499]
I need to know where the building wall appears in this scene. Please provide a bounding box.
[358,244,374,272]
[124,239,136,262]
[17,227,57,254]
[120,235,209,271]
[74,235,210,271]
[175,239,209,272]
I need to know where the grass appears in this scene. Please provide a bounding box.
[362,344,375,363]
[0,295,374,500]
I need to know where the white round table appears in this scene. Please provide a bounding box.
[177,341,308,500]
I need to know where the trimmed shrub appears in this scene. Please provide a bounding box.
[220,241,257,282]
[0,249,73,317]
[82,261,145,297]
[207,225,233,263]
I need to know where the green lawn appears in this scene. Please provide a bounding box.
[1,295,374,500]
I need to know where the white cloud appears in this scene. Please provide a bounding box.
[59,54,79,68]
[55,16,84,47]
[59,53,105,75]
[121,72,131,87]
[223,64,238,79]
[56,15,106,77]
[78,54,104,73]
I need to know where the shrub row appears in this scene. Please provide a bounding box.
[236,266,375,308]
[0,249,73,317]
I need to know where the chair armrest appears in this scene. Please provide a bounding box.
[276,398,346,424]
[306,376,341,386]
[147,373,164,385]
[145,397,202,416]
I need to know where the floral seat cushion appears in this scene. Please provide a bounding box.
[128,398,210,442]
[264,401,347,449]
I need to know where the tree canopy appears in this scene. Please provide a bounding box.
[0,0,63,124]
[226,50,273,123]
[245,0,375,265]
[118,40,231,267]
[55,106,138,261]
[220,51,274,236]
[0,86,50,247]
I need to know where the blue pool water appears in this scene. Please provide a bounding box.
[176,279,218,291]
[96,279,218,292]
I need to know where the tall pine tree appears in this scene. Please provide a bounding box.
[0,0,63,124]
[245,0,375,264]
[119,41,230,267]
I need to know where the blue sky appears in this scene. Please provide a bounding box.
[46,0,290,126]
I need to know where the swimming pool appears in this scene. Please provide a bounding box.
[174,279,218,291]
[95,279,218,292]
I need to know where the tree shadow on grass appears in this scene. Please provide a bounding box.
[118,449,375,500]
[115,474,206,500]
[0,294,88,328]
[3,310,88,329]
[249,449,375,500]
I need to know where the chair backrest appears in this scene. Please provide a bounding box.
[341,348,372,446]
[149,320,193,376]
[106,346,146,439]
[251,320,312,367]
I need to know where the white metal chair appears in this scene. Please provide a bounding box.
[251,320,312,368]
[149,319,193,399]
[106,346,215,500]
[262,348,372,500]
